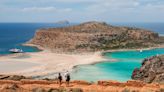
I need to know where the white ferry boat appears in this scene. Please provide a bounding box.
[140,49,143,52]
[9,48,23,53]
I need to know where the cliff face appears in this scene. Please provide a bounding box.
[132,55,164,84]
[28,21,160,52]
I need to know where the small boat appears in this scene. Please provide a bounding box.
[140,49,143,52]
[156,54,159,57]
[9,48,23,53]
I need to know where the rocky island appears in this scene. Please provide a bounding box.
[27,21,163,53]
[55,20,70,25]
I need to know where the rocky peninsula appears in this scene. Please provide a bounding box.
[27,21,163,53]
[132,55,164,84]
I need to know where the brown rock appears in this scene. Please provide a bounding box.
[132,55,164,84]
[32,87,46,92]
[72,80,91,85]
[126,80,145,87]
[98,80,125,87]
[0,84,20,92]
[0,79,163,92]
[21,79,52,85]
[0,75,30,81]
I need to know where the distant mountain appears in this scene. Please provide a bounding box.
[27,21,163,53]
[55,20,70,25]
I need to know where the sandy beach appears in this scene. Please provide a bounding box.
[0,50,108,78]
[0,43,163,78]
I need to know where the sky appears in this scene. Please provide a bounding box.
[0,0,164,23]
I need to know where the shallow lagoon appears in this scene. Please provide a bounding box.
[71,48,164,82]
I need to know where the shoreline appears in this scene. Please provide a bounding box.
[0,50,108,78]
[103,44,164,53]
[24,43,164,53]
[0,43,164,79]
[22,43,45,51]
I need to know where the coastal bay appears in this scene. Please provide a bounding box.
[0,47,164,82]
[0,22,164,82]
[1,0,164,91]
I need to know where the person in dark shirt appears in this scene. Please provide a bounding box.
[58,73,62,86]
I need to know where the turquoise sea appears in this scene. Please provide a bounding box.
[71,48,164,82]
[0,23,164,81]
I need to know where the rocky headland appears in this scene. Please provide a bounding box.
[132,55,164,84]
[27,21,164,53]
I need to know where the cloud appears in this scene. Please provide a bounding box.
[22,7,72,12]
[0,0,164,22]
[22,7,57,12]
[52,0,99,3]
[86,0,140,11]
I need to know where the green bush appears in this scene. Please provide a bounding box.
[122,88,130,92]
[71,88,83,92]
[160,88,164,92]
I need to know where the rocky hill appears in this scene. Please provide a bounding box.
[27,21,162,53]
[0,75,163,92]
[132,55,164,84]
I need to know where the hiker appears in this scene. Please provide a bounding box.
[58,73,62,86]
[65,72,70,86]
